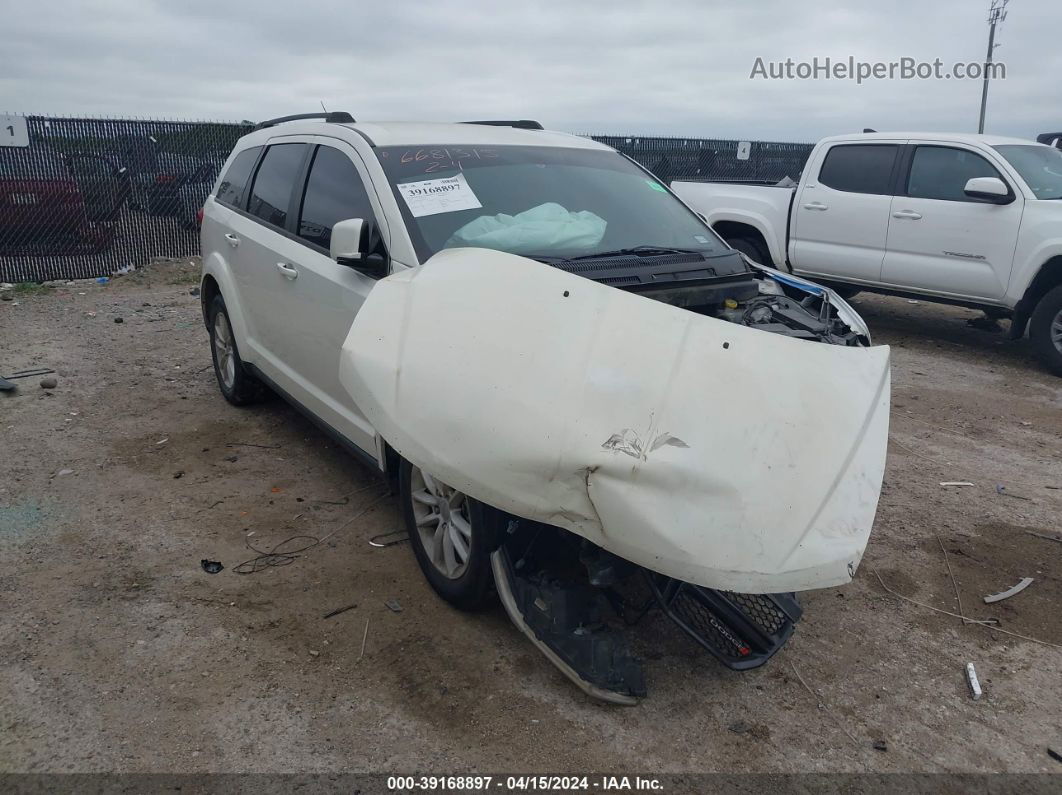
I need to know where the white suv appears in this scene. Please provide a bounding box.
[200,113,890,702]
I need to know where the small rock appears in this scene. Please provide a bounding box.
[56,469,74,477]
[873,740,888,752]
[224,455,238,463]
[114,317,124,324]
[308,649,320,657]
[190,287,201,297]
[728,720,752,735]
[39,377,58,389]
[385,599,403,613]
[1,292,12,301]
[173,471,184,479]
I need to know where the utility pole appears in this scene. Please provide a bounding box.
[978,0,1009,134]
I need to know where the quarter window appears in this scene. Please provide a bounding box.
[298,145,375,249]
[247,143,307,227]
[818,144,898,195]
[215,146,261,208]
[906,146,1005,202]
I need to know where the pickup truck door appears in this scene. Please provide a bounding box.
[881,144,1022,300]
[790,142,903,283]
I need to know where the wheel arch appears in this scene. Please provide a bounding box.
[712,220,776,267]
[1013,255,1062,338]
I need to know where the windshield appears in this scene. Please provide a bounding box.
[376,145,727,262]
[994,145,1062,199]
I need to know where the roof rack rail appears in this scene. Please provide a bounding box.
[462,119,544,130]
[253,112,355,131]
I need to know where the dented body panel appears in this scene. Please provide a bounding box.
[340,248,891,593]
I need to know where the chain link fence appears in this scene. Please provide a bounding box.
[0,116,249,283]
[593,135,813,185]
[0,115,812,283]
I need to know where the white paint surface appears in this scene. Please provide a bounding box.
[340,249,891,593]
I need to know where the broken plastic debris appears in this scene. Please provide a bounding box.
[966,662,982,700]
[983,577,1034,604]
[939,481,975,487]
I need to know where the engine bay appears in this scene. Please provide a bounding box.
[547,250,866,347]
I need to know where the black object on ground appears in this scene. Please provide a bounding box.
[0,376,15,392]
[2,367,55,381]
[322,603,358,620]
[201,559,224,574]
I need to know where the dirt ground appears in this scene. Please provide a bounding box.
[1,259,1060,775]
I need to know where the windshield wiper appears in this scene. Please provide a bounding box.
[563,245,705,262]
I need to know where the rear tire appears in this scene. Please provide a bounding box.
[727,236,771,266]
[207,294,267,405]
[399,458,495,610]
[1029,284,1062,377]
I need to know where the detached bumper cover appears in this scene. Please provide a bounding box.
[340,249,891,593]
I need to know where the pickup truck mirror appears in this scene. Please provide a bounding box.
[331,218,389,278]
[964,176,1013,204]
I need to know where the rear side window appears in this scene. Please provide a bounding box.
[906,146,1004,202]
[818,144,898,194]
[247,143,308,227]
[215,147,260,208]
[298,145,376,249]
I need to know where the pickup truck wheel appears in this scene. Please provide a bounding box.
[1029,284,1062,376]
[727,236,771,266]
[400,458,494,611]
[207,294,267,405]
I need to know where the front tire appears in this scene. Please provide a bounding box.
[207,294,267,405]
[1029,284,1062,376]
[399,458,495,610]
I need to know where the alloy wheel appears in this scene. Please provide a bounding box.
[213,311,237,390]
[410,466,473,579]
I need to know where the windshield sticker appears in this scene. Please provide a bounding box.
[397,173,483,218]
[645,179,667,193]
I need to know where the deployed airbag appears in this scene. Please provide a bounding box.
[444,202,606,253]
[339,249,891,593]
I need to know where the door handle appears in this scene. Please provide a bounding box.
[275,262,298,280]
[892,210,923,220]
[803,202,829,211]
[224,233,240,247]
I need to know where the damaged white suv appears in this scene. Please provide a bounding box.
[200,114,890,703]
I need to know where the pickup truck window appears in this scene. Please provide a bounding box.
[995,145,1062,200]
[906,146,1004,202]
[817,144,898,195]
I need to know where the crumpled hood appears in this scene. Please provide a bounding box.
[340,248,891,593]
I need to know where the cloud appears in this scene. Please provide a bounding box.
[1,0,1059,140]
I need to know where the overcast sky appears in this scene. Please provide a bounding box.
[3,0,1059,141]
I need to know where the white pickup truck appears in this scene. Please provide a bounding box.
[672,132,1062,375]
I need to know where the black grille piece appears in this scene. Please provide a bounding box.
[647,575,802,670]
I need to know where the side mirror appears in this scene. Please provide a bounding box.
[331,218,368,263]
[964,176,1013,204]
[331,218,389,278]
